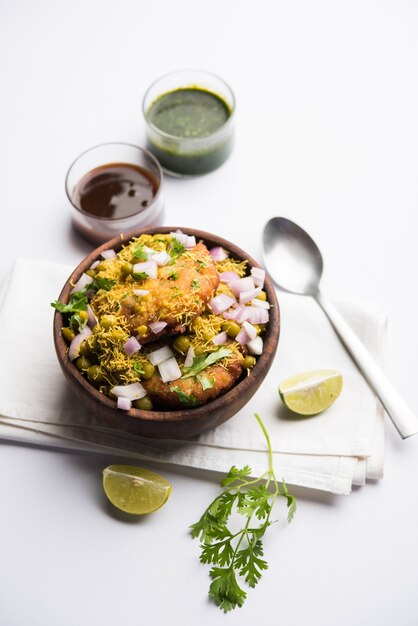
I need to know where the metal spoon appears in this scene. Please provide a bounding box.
[262,216,418,439]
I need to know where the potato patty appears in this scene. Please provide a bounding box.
[142,356,244,409]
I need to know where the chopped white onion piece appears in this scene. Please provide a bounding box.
[251,299,270,309]
[111,382,147,401]
[186,235,196,248]
[69,333,88,361]
[239,287,262,305]
[235,306,251,324]
[101,249,117,260]
[247,336,263,355]
[245,307,269,325]
[133,289,150,297]
[87,305,97,329]
[158,357,182,383]
[90,260,100,270]
[242,321,257,340]
[147,345,174,366]
[71,273,93,294]
[251,267,265,288]
[184,345,195,367]
[149,250,170,266]
[229,276,255,296]
[236,327,250,345]
[117,397,132,411]
[209,246,228,261]
[80,325,92,337]
[133,261,158,279]
[219,271,239,283]
[149,321,168,334]
[170,230,189,246]
[212,331,228,345]
[123,336,141,356]
[209,294,236,315]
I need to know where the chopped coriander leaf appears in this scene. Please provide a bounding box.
[181,348,232,380]
[51,290,88,314]
[92,277,116,291]
[199,376,215,391]
[133,244,148,261]
[133,272,149,281]
[170,386,197,406]
[192,279,200,290]
[191,414,297,612]
[170,237,186,257]
[168,271,179,280]
[132,362,144,376]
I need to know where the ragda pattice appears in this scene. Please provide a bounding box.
[52,230,271,411]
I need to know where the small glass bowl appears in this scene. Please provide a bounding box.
[66,142,164,245]
[142,70,235,177]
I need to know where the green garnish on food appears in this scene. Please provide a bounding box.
[192,279,200,290]
[51,278,116,328]
[181,348,232,380]
[133,271,149,281]
[168,271,179,281]
[199,376,215,391]
[170,237,186,258]
[191,414,296,612]
[170,386,197,406]
[133,245,148,261]
[132,362,145,377]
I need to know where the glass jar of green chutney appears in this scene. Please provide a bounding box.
[142,70,235,177]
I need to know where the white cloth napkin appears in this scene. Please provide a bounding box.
[0,259,386,495]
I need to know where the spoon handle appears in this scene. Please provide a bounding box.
[315,292,418,439]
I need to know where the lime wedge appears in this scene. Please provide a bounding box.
[279,369,343,415]
[102,465,171,515]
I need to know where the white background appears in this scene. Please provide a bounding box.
[0,1,417,624]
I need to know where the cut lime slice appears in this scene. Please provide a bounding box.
[102,465,171,515]
[279,369,343,415]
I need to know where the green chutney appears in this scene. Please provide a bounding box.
[145,87,234,176]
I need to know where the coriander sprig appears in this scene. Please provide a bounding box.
[190,413,296,612]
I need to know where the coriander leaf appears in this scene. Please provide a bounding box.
[181,348,232,380]
[170,237,186,257]
[170,386,197,406]
[199,375,215,391]
[133,272,148,281]
[192,279,200,290]
[200,536,234,566]
[92,277,116,291]
[282,479,297,522]
[208,567,247,612]
[132,362,144,376]
[168,271,179,280]
[133,245,148,261]
[220,465,252,488]
[235,539,268,588]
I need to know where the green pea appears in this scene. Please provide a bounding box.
[78,340,91,357]
[173,335,191,355]
[243,355,256,369]
[87,365,105,383]
[61,327,75,343]
[221,321,240,339]
[100,314,117,330]
[133,396,153,411]
[120,261,133,276]
[191,316,204,331]
[141,362,156,380]
[76,356,92,372]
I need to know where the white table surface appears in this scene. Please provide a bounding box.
[1,1,417,624]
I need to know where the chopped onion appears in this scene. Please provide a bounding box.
[235,306,251,324]
[209,246,228,261]
[170,230,189,246]
[242,321,257,340]
[90,260,100,270]
[133,289,150,297]
[149,250,170,266]
[212,331,228,345]
[87,305,97,329]
[222,308,240,320]
[251,267,265,288]
[229,276,255,296]
[186,235,196,248]
[80,325,92,337]
[239,287,262,305]
[209,294,236,315]
[236,327,250,345]
[133,261,158,279]
[71,273,93,293]
[123,336,141,356]
[247,336,263,355]
[245,307,269,325]
[147,345,174,366]
[184,345,195,367]
[158,357,182,383]
[251,299,270,309]
[69,333,88,361]
[111,382,147,401]
[149,321,168,334]
[101,249,116,260]
[117,397,132,411]
[219,271,239,283]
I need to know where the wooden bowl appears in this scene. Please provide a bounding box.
[53,227,280,439]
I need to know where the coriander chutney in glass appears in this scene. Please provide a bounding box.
[143,72,235,176]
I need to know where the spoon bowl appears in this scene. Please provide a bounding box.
[262,216,418,439]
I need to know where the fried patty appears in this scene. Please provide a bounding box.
[94,241,219,344]
[142,357,244,409]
